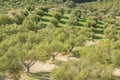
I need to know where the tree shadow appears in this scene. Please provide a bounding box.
[117,27,120,30]
[59,20,66,24]
[28,72,50,80]
[44,13,52,17]
[97,25,104,29]
[41,18,49,22]
[93,35,103,40]
[77,22,84,27]
[56,25,62,28]
[94,29,104,34]
[97,21,104,25]
[62,16,69,19]
[78,18,86,22]
[0,75,6,80]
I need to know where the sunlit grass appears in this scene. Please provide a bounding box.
[41,11,106,40]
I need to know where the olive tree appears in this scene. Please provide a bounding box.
[22,14,40,31]
[67,15,78,26]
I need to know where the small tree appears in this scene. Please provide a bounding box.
[67,15,78,26]
[23,14,40,31]
[36,21,46,29]
[65,0,76,8]
[50,18,59,27]
[87,16,98,22]
[46,40,63,61]
[33,9,45,16]
[84,20,97,28]
[80,27,95,40]
[72,8,82,18]
[52,12,62,20]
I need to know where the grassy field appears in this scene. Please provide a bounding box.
[41,11,105,40]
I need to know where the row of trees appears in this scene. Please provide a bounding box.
[0,0,120,80]
[0,26,93,79]
[51,39,120,80]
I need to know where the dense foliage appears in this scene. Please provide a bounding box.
[0,0,120,80]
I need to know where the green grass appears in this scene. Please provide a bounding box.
[58,14,69,27]
[40,11,106,40]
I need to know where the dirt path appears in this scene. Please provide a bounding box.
[30,55,79,73]
[30,62,55,73]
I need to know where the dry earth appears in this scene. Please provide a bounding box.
[22,41,120,79]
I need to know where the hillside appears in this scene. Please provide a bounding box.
[0,0,120,80]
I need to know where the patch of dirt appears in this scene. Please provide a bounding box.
[29,54,79,73]
[30,61,55,73]
[113,68,120,77]
[85,41,99,46]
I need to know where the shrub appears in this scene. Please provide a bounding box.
[67,15,78,26]
[34,9,45,16]
[0,14,13,26]
[65,1,76,8]
[56,8,64,15]
[84,20,97,28]
[65,8,72,14]
[72,8,82,18]
[52,12,62,20]
[36,21,46,29]
[50,18,59,27]
[87,16,98,22]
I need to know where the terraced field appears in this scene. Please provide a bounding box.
[40,10,105,40]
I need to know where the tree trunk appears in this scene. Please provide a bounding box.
[52,52,58,61]
[21,60,37,73]
[26,66,30,73]
[68,46,74,53]
[69,48,73,52]
[52,55,55,61]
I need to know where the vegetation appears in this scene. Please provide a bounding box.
[0,0,120,80]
